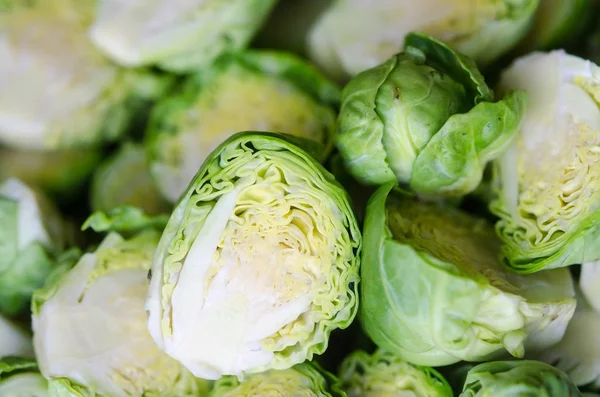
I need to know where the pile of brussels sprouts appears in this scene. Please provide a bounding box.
[1,0,600,396]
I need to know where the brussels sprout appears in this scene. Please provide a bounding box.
[521,0,592,50]
[537,287,600,389]
[0,146,103,201]
[89,0,276,72]
[360,183,576,367]
[0,1,171,150]
[0,358,48,397]
[459,360,581,396]
[336,33,526,197]
[31,231,210,397]
[91,143,170,215]
[339,349,453,397]
[0,179,67,317]
[146,132,361,379]
[146,50,340,203]
[209,362,345,397]
[492,50,600,273]
[308,0,539,81]
[0,315,33,359]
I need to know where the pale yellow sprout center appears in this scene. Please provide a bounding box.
[166,158,341,377]
[499,51,600,250]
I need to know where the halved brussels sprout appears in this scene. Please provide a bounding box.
[0,179,67,317]
[492,50,600,273]
[308,0,539,81]
[0,315,33,359]
[146,132,361,379]
[336,33,526,197]
[0,358,48,397]
[31,231,210,397]
[537,287,600,389]
[339,349,453,397]
[0,146,103,201]
[361,183,576,367]
[521,0,592,50]
[0,1,170,150]
[146,50,340,203]
[459,360,581,396]
[210,362,344,397]
[91,143,171,215]
[89,0,276,72]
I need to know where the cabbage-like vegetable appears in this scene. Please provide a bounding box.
[537,286,600,389]
[492,50,600,273]
[0,1,170,150]
[521,0,592,50]
[339,349,453,397]
[90,143,170,215]
[146,132,361,379]
[0,147,103,201]
[0,358,48,397]
[89,0,276,72]
[31,231,210,397]
[0,178,67,317]
[459,360,581,396]
[146,50,339,203]
[308,0,539,81]
[360,183,576,367]
[209,362,344,397]
[336,33,526,197]
[0,315,33,359]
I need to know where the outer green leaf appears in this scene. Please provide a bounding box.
[210,362,345,397]
[82,205,169,235]
[308,0,539,80]
[339,349,453,397]
[0,357,48,397]
[89,0,277,72]
[459,360,581,396]
[146,49,340,203]
[492,50,600,272]
[32,231,209,397]
[360,183,576,367]
[147,131,361,379]
[336,33,524,197]
[90,143,170,215]
[0,179,66,316]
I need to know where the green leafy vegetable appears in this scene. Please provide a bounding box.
[146,132,361,379]
[492,50,600,272]
[308,0,539,80]
[31,231,210,397]
[146,50,340,203]
[360,183,576,367]
[339,349,453,396]
[459,360,581,396]
[89,0,277,72]
[209,362,345,397]
[0,179,67,317]
[336,33,526,197]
